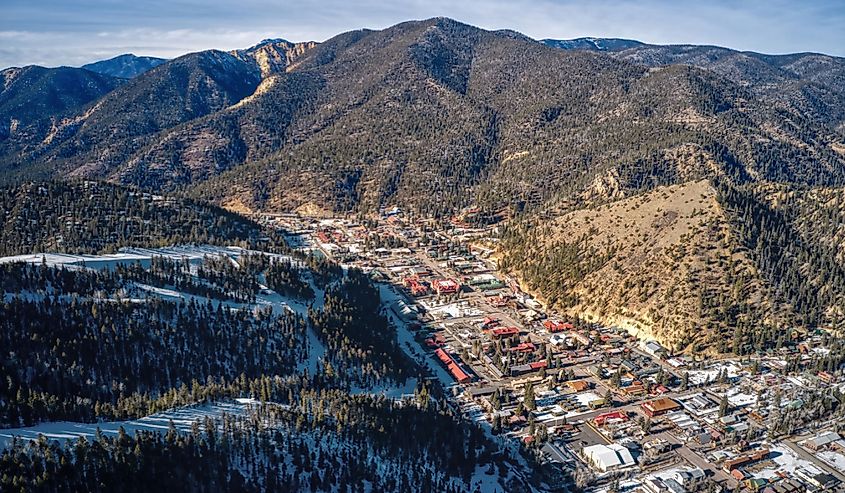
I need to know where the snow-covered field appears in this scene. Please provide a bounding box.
[818,450,845,473]
[572,391,603,407]
[0,245,300,271]
[0,399,256,448]
[726,387,758,407]
[754,443,821,480]
[687,362,742,386]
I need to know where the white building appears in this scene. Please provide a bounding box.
[582,443,637,472]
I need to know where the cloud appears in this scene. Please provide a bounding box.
[1,0,843,68]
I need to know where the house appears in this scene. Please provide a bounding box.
[760,479,807,493]
[641,397,681,418]
[391,299,418,321]
[466,386,496,399]
[490,327,520,339]
[797,469,839,490]
[745,478,768,491]
[642,477,685,493]
[507,342,536,353]
[581,443,636,472]
[818,371,838,384]
[674,468,706,490]
[623,382,647,396]
[403,277,429,296]
[488,295,509,307]
[434,348,473,384]
[642,438,671,457]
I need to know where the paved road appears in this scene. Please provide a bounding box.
[674,442,736,488]
[784,439,845,483]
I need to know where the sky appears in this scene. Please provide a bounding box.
[2,0,844,68]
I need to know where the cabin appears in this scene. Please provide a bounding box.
[566,380,591,392]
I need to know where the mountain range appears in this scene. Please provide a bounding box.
[2,17,844,351]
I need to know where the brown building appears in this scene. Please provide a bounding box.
[641,397,681,418]
[566,380,591,392]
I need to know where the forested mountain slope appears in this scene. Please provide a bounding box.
[543,38,845,131]
[0,66,123,178]
[192,19,845,215]
[0,181,274,256]
[1,19,843,353]
[1,18,842,217]
[499,178,845,354]
[0,179,540,491]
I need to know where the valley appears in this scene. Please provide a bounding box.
[243,206,845,492]
[1,12,844,493]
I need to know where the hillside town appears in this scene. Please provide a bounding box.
[262,208,845,493]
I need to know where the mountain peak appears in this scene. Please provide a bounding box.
[232,38,317,77]
[81,53,167,79]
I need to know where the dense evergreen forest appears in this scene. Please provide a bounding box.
[0,254,419,427]
[0,250,537,491]
[0,389,525,493]
[0,181,281,256]
[715,180,845,332]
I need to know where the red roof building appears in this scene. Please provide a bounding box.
[818,371,837,384]
[488,296,509,307]
[544,320,574,333]
[403,277,429,296]
[434,348,473,383]
[491,327,520,339]
[594,411,628,427]
[431,278,461,295]
[508,342,536,353]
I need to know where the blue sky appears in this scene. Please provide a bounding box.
[2,0,844,68]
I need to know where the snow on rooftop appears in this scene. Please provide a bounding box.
[817,450,845,473]
[582,443,636,472]
[726,387,758,407]
[573,391,603,407]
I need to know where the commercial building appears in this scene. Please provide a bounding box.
[581,443,636,472]
[805,431,841,451]
[431,278,461,295]
[641,397,682,418]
